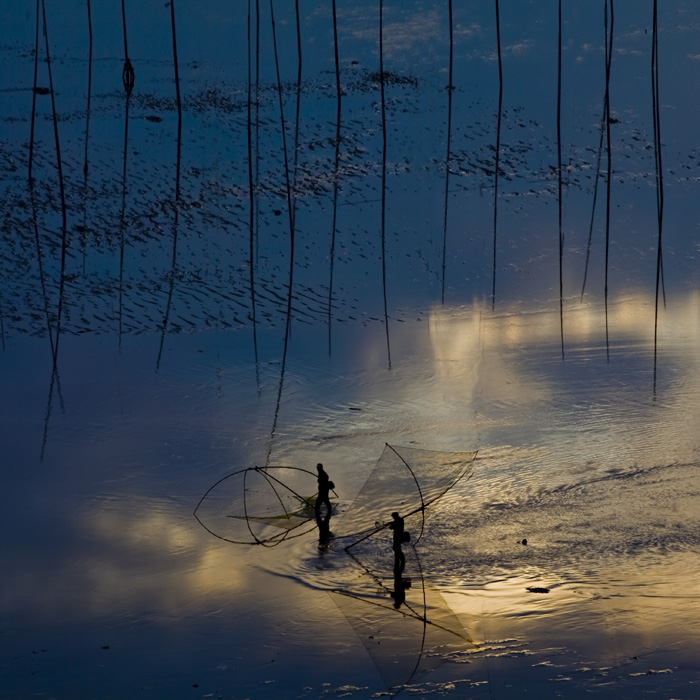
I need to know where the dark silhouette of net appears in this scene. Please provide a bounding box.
[193,445,476,547]
[334,444,477,548]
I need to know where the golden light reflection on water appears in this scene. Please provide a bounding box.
[86,507,249,607]
[428,290,700,356]
[441,550,700,667]
[0,507,250,621]
[5,288,699,700]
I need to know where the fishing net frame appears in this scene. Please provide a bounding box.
[193,465,336,547]
[193,444,477,549]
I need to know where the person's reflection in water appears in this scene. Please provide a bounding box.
[316,510,332,546]
[391,567,411,608]
[389,511,406,572]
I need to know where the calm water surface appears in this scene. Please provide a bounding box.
[2,1,700,698]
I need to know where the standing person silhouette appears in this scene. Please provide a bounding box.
[315,463,332,521]
[389,511,406,572]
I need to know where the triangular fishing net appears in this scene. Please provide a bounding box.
[333,444,478,547]
[329,545,475,692]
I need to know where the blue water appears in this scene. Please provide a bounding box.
[2,1,700,698]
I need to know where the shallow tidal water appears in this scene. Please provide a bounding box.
[2,1,700,698]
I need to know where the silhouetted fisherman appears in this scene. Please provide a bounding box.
[389,511,407,572]
[315,463,333,520]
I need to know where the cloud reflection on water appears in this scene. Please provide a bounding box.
[2,288,700,698]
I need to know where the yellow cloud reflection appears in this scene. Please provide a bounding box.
[429,290,700,354]
[84,506,249,611]
[441,551,700,670]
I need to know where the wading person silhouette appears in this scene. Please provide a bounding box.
[315,463,333,521]
[389,511,407,573]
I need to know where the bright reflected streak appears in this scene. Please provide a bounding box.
[430,291,700,353]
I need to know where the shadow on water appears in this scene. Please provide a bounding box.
[331,542,473,695]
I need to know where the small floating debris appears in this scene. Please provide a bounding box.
[144,115,163,123]
[526,586,550,594]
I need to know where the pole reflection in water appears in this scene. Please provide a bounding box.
[28,0,40,182]
[557,0,565,359]
[2,3,700,697]
[603,0,614,361]
[118,87,129,348]
[491,0,502,312]
[440,0,453,306]
[327,0,341,356]
[651,0,665,397]
[156,0,184,370]
[80,0,93,275]
[379,0,391,370]
[247,0,260,372]
[37,0,68,461]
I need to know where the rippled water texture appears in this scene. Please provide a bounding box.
[2,1,700,698]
